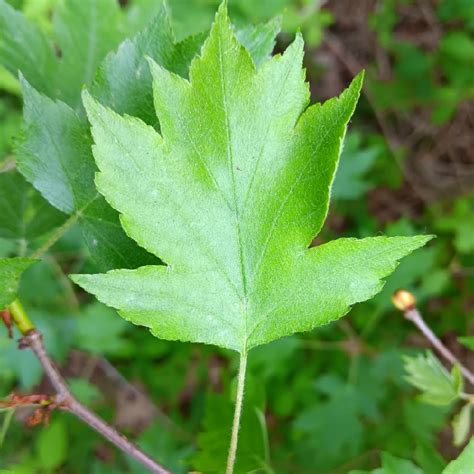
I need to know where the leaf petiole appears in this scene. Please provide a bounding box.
[226,352,248,474]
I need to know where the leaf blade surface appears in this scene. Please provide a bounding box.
[73,6,433,353]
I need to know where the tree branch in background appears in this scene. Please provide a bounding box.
[3,299,171,474]
[392,289,474,386]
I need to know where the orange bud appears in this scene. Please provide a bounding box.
[392,289,416,311]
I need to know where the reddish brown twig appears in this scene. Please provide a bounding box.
[3,299,171,472]
[16,329,171,474]
[0,394,58,427]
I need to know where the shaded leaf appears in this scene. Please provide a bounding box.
[92,3,280,125]
[0,0,57,96]
[53,0,124,108]
[0,169,65,242]
[74,302,131,356]
[17,77,156,270]
[380,452,422,474]
[36,419,68,470]
[0,257,36,309]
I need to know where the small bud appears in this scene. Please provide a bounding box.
[392,289,416,311]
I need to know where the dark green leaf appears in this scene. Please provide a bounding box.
[0,169,65,242]
[0,0,57,96]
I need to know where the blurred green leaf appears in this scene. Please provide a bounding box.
[0,0,58,96]
[443,436,474,473]
[333,132,378,200]
[74,302,131,356]
[452,403,471,447]
[192,377,268,473]
[35,419,68,470]
[68,379,101,406]
[458,337,474,351]
[380,452,422,474]
[404,352,462,405]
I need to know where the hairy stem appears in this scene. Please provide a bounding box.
[226,352,248,474]
[7,301,170,474]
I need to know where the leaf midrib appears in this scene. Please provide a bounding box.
[217,23,249,351]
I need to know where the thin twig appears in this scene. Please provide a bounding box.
[404,308,474,386]
[19,330,170,474]
[6,300,170,474]
[392,290,474,386]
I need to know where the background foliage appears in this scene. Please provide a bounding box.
[0,0,473,472]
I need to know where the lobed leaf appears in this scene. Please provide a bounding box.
[404,351,462,405]
[15,1,280,272]
[17,77,156,270]
[73,5,433,353]
[53,0,124,108]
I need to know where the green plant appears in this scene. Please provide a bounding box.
[0,0,472,472]
[0,1,433,471]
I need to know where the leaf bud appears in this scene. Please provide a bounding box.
[392,289,416,311]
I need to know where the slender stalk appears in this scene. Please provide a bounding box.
[6,301,170,474]
[392,289,474,386]
[405,307,474,386]
[7,299,34,334]
[226,352,248,474]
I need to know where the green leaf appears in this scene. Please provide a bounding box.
[0,0,57,96]
[68,378,101,405]
[404,351,462,405]
[0,257,36,309]
[74,302,131,356]
[17,77,156,270]
[380,452,422,474]
[73,6,431,353]
[293,384,364,469]
[35,419,68,470]
[453,403,472,447]
[458,336,474,351]
[92,4,280,125]
[235,16,281,68]
[91,1,185,125]
[443,436,474,474]
[332,132,378,200]
[0,169,65,242]
[53,0,124,108]
[18,77,96,214]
